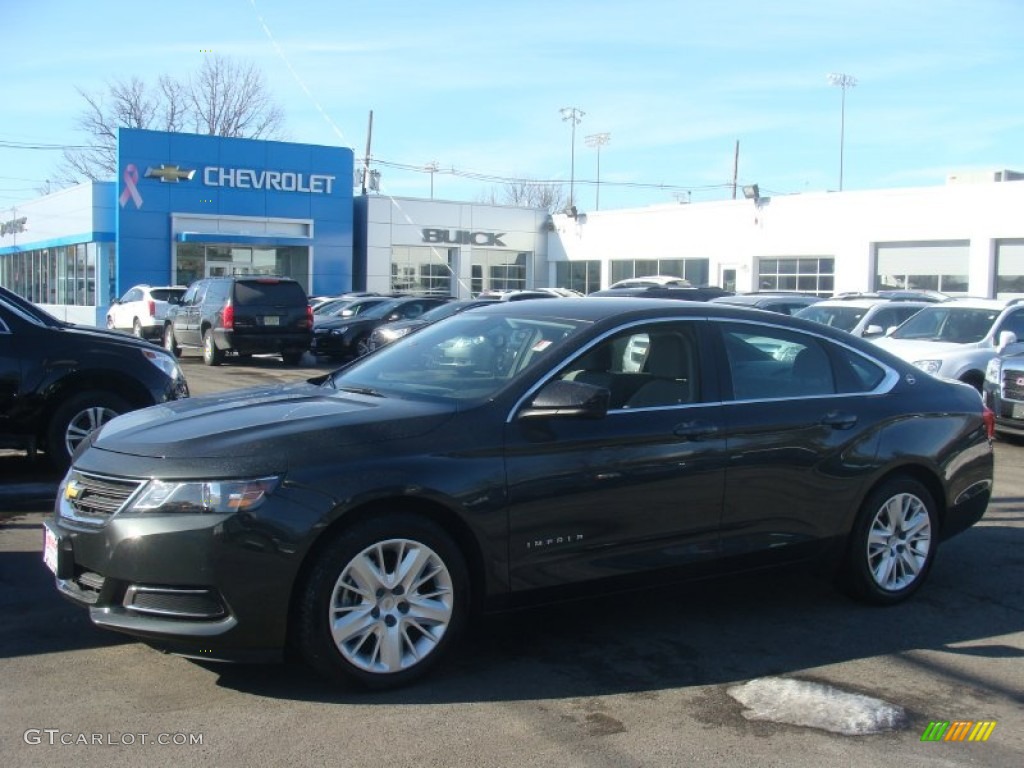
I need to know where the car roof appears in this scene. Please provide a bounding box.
[807,298,929,309]
[936,297,1015,310]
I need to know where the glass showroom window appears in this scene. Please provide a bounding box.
[609,258,710,286]
[996,240,1024,298]
[875,242,969,296]
[391,246,454,295]
[472,251,528,293]
[758,257,834,296]
[556,260,601,294]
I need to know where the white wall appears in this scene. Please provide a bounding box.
[548,180,1024,296]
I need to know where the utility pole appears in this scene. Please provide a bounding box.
[732,140,740,200]
[827,73,857,191]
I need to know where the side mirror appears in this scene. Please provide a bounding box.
[518,380,609,420]
[997,330,1018,352]
[863,324,884,338]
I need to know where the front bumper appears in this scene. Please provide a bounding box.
[45,473,321,661]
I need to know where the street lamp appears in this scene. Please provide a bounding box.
[827,72,857,191]
[560,107,585,211]
[584,132,611,210]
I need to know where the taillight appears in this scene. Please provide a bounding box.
[305,305,313,329]
[146,299,156,318]
[983,406,996,440]
[222,302,235,329]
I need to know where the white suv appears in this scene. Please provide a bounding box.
[872,298,1024,390]
[106,284,187,340]
[794,297,934,338]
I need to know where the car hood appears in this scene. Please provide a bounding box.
[872,337,979,360]
[62,322,165,350]
[88,380,456,462]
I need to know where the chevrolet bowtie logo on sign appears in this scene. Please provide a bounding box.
[144,165,196,183]
[920,720,997,742]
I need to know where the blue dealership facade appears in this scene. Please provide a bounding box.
[0,128,354,325]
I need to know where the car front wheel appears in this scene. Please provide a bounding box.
[47,391,130,471]
[839,477,938,605]
[298,514,468,689]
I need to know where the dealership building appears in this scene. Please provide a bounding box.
[1,127,1023,325]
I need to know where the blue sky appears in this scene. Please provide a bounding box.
[3,0,1024,211]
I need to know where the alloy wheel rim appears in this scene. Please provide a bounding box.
[328,538,454,674]
[866,492,932,592]
[65,406,119,455]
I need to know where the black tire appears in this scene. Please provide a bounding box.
[202,328,223,366]
[838,476,939,605]
[132,318,144,338]
[163,324,181,357]
[354,335,372,357]
[281,350,304,366]
[297,514,468,690]
[47,391,130,471]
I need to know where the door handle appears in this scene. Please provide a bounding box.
[820,411,858,430]
[673,421,719,440]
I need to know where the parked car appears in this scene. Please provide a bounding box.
[871,298,1024,390]
[311,295,453,360]
[710,292,822,315]
[984,350,1024,438]
[162,276,312,366]
[367,298,499,352]
[0,285,188,470]
[106,284,187,340]
[314,296,391,319]
[589,284,733,301]
[607,275,692,289]
[794,297,935,339]
[46,298,993,689]
[476,289,560,301]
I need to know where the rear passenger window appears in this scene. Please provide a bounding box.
[722,324,835,400]
[234,280,306,306]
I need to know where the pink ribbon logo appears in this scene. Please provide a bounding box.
[119,164,143,209]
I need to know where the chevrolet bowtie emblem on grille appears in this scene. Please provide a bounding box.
[144,164,196,183]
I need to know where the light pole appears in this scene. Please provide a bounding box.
[584,132,611,210]
[827,72,857,191]
[560,107,585,211]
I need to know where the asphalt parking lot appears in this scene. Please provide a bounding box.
[1,354,1021,767]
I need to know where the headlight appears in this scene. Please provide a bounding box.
[128,477,279,514]
[912,359,942,375]
[141,348,183,379]
[985,357,1001,384]
[382,327,412,341]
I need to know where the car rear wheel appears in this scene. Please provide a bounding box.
[132,318,144,338]
[297,514,468,690]
[839,477,938,605]
[281,350,304,366]
[47,391,130,471]
[163,324,181,357]
[202,328,223,366]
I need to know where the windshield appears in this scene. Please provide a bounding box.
[326,312,585,402]
[793,305,866,332]
[416,301,481,323]
[889,306,999,343]
[0,286,63,328]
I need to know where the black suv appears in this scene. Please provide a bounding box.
[162,277,312,366]
[0,285,189,470]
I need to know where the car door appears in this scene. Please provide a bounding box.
[111,287,140,330]
[712,320,889,565]
[178,282,205,347]
[504,318,727,591]
[0,309,22,434]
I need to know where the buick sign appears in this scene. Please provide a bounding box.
[422,229,507,247]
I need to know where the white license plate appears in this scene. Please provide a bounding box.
[1013,403,1024,419]
[43,526,59,575]
[263,316,280,326]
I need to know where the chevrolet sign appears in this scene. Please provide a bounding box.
[145,165,196,183]
[203,167,336,194]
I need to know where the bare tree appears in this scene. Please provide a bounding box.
[479,179,566,213]
[56,57,285,184]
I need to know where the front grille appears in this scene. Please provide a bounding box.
[61,470,145,525]
[1003,366,1024,402]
